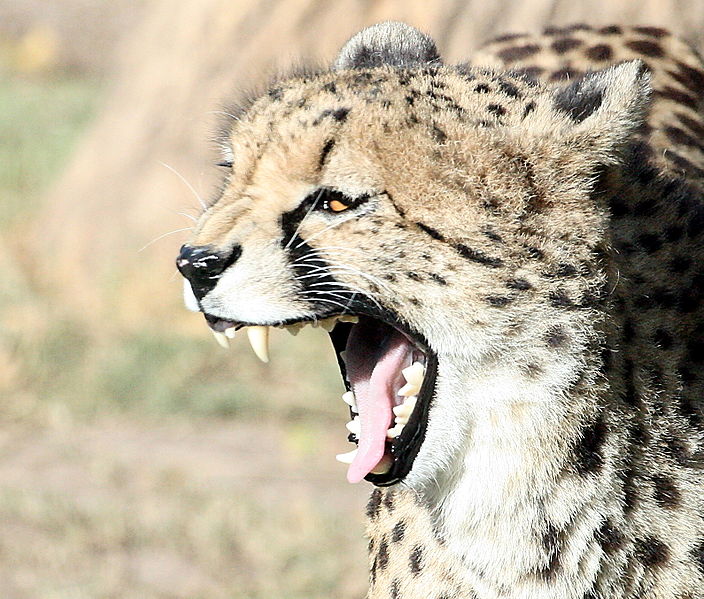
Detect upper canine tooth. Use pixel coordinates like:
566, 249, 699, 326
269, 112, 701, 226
224, 327, 237, 339
246, 326, 270, 363
212, 330, 230, 349
402, 362, 425, 388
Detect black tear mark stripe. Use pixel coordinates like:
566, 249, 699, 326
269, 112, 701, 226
318, 138, 335, 170
416, 222, 505, 268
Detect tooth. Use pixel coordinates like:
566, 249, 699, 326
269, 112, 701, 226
338, 315, 359, 323
320, 317, 339, 332
212, 330, 230, 349
398, 382, 420, 397
370, 454, 394, 474
246, 326, 270, 363
224, 327, 237, 339
340, 350, 347, 363
336, 449, 358, 464
346, 417, 361, 435
342, 391, 357, 409
402, 362, 425, 388
386, 424, 404, 439
393, 396, 417, 419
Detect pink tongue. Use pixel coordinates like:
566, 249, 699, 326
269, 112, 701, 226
346, 335, 409, 484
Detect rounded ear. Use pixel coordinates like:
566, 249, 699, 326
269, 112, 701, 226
551, 60, 652, 155
333, 21, 441, 71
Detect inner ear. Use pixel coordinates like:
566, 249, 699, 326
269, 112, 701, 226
334, 21, 441, 71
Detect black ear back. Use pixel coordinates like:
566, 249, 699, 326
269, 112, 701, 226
334, 21, 441, 71
552, 60, 650, 124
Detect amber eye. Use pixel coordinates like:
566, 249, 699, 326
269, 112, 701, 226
328, 199, 349, 212
308, 187, 372, 214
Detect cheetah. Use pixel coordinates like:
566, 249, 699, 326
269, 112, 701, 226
176, 21, 704, 598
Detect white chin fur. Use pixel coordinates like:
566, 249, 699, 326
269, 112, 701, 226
183, 279, 200, 312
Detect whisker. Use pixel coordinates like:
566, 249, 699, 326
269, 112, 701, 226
284, 189, 323, 249
159, 161, 207, 210
138, 227, 194, 253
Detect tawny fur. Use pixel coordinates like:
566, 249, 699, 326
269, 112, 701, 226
183, 23, 704, 599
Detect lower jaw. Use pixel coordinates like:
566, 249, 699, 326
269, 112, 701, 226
329, 318, 438, 487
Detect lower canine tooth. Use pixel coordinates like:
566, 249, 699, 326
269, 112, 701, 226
212, 330, 230, 349
336, 449, 358, 464
246, 326, 270, 363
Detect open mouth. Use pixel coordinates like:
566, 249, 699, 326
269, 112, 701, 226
202, 311, 437, 486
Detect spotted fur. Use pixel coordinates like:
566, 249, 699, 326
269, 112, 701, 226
181, 21, 704, 599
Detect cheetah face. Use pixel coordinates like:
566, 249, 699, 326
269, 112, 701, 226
176, 23, 650, 490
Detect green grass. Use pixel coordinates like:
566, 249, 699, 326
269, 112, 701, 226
0, 75, 100, 229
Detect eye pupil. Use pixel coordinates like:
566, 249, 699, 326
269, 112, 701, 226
328, 199, 348, 212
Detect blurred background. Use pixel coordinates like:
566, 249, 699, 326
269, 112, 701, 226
2, 1, 704, 597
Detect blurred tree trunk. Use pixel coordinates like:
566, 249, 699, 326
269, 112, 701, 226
37, 0, 704, 326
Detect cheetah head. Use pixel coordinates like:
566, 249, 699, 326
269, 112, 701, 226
176, 23, 650, 491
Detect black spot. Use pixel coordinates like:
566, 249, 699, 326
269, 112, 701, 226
313, 107, 350, 126
322, 81, 337, 94
454, 244, 504, 268
318, 139, 335, 169
432, 125, 447, 143
409, 545, 424, 575
679, 285, 701, 313
474, 83, 490, 93
676, 112, 704, 139
378, 538, 389, 570
268, 87, 283, 101
608, 196, 630, 218
513, 66, 544, 81
484, 230, 503, 242
574, 417, 607, 475
691, 541, 704, 574
545, 325, 569, 348
651, 474, 681, 508
551, 38, 582, 54
633, 26, 669, 38
498, 79, 521, 98
585, 44, 613, 61
655, 86, 698, 111
554, 75, 604, 123
669, 61, 704, 97
596, 519, 624, 553
549, 289, 576, 309
367, 489, 382, 519
409, 297, 421, 306
635, 537, 670, 567
538, 522, 563, 580
392, 521, 406, 543
652, 287, 676, 309
430, 273, 447, 285
526, 246, 545, 260
625, 39, 664, 57
390, 579, 400, 599
406, 272, 423, 282
653, 328, 673, 350
486, 295, 513, 307
383, 491, 395, 513
622, 318, 636, 342
522, 101, 536, 118
492, 33, 526, 43
664, 126, 704, 153
669, 255, 692, 274
621, 468, 639, 512
507, 278, 532, 291
637, 232, 662, 253
487, 103, 507, 116
598, 25, 622, 35
497, 44, 541, 63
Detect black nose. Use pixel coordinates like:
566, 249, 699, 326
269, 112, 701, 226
176, 244, 242, 299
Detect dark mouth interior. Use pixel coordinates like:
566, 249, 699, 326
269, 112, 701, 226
203, 311, 437, 486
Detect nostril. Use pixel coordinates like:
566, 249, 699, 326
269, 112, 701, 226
176, 244, 242, 299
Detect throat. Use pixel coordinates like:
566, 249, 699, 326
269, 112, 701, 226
405, 358, 612, 597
